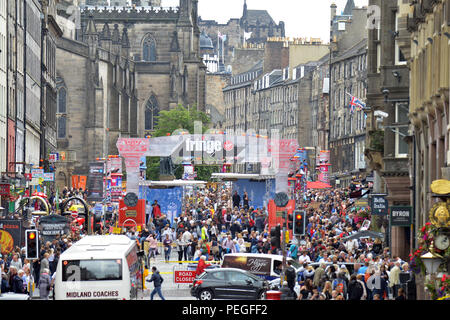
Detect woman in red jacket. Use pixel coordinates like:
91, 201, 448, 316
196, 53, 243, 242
195, 256, 209, 276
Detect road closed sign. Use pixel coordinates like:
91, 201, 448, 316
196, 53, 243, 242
174, 270, 197, 284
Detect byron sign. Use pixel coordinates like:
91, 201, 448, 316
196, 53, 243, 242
390, 206, 412, 227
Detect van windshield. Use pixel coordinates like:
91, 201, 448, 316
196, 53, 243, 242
62, 259, 123, 281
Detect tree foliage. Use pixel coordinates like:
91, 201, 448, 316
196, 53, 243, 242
146, 105, 214, 181
152, 105, 210, 138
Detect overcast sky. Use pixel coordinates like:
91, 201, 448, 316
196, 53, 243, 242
162, 0, 368, 43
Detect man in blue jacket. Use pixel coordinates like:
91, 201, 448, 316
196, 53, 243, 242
147, 266, 165, 300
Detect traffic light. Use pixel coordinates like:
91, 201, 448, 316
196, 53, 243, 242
293, 210, 306, 236
287, 213, 293, 230
270, 225, 281, 249
25, 230, 39, 260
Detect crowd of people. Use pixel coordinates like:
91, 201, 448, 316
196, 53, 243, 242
0, 186, 89, 299
127, 182, 415, 301
0, 181, 416, 301
0, 233, 79, 299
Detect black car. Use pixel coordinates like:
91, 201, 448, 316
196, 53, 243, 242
190, 268, 269, 300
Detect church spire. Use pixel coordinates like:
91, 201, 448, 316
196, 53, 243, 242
343, 0, 355, 15
243, 0, 248, 19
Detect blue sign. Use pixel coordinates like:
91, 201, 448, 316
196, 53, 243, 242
232, 179, 276, 210
141, 186, 183, 225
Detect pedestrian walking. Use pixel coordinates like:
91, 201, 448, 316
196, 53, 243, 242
38, 268, 51, 300
148, 267, 165, 300
146, 234, 158, 267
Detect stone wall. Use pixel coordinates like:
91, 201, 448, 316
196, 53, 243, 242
263, 41, 289, 73
231, 47, 265, 74
206, 73, 229, 126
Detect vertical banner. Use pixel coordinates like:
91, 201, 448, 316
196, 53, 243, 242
318, 150, 331, 184
86, 162, 105, 202
116, 139, 150, 196
268, 139, 299, 193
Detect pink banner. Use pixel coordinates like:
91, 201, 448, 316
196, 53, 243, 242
117, 138, 150, 158
268, 139, 299, 173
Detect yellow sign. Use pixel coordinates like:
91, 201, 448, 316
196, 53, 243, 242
113, 227, 122, 234
431, 179, 450, 195
285, 231, 290, 244
355, 199, 369, 207
137, 225, 142, 232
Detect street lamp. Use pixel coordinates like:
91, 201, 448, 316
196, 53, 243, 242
421, 252, 442, 275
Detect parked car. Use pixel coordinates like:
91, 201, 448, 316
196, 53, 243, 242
190, 268, 269, 300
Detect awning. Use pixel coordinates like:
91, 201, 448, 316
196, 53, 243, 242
307, 181, 332, 189
343, 230, 385, 241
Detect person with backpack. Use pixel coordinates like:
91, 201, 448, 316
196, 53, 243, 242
332, 272, 348, 299
148, 266, 165, 300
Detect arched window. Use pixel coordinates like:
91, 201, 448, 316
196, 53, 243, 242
58, 87, 66, 113
143, 35, 156, 62
145, 95, 159, 131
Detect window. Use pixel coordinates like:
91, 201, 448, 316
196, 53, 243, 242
395, 14, 407, 65
145, 95, 159, 131
227, 271, 252, 282
58, 87, 66, 113
395, 103, 409, 158
143, 35, 156, 62
62, 259, 123, 282
57, 116, 66, 139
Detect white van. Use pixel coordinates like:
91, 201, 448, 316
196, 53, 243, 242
221, 253, 302, 281
54, 235, 144, 300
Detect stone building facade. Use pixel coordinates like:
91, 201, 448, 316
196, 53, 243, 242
365, 0, 412, 259
54, 0, 206, 186
310, 54, 330, 153
223, 36, 330, 173
408, 0, 450, 284
328, 3, 368, 187
42, 0, 63, 162
0, 0, 6, 174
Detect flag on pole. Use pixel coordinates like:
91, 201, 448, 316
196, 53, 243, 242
346, 92, 367, 114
